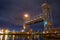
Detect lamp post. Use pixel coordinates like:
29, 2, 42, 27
23, 13, 30, 29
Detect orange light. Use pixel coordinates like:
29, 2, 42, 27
24, 14, 29, 18
48, 21, 52, 26
5, 29, 9, 34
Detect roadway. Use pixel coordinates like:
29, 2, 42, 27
25, 18, 43, 25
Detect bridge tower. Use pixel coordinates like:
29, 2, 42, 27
41, 3, 53, 30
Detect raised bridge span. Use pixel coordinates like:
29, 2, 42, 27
25, 17, 43, 25
24, 3, 52, 30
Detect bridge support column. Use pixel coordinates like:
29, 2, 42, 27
29, 29, 33, 40
41, 3, 53, 30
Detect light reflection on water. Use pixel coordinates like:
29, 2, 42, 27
5, 35, 8, 40
0, 35, 59, 40
0, 35, 3, 40
0, 35, 41, 40
12, 35, 15, 40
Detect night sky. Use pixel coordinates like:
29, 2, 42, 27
0, 0, 60, 31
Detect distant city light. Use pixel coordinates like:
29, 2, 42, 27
43, 31, 45, 34
0, 31, 3, 34
5, 29, 9, 34
23, 24, 26, 29
23, 26, 26, 29
21, 30, 24, 32
46, 31, 49, 33
27, 32, 29, 34
0, 29, 3, 34
12, 30, 15, 33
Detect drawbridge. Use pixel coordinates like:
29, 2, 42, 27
23, 3, 52, 31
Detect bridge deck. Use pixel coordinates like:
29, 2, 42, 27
25, 18, 43, 25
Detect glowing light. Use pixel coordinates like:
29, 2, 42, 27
0, 35, 3, 40
0, 32, 3, 34
23, 25, 26, 29
23, 26, 26, 29
48, 21, 52, 26
46, 31, 49, 33
21, 30, 24, 32
24, 14, 29, 18
5, 29, 9, 34
43, 31, 45, 34
27, 32, 29, 34
5, 35, 8, 40
44, 20, 48, 27
0, 29, 4, 34
44, 21, 47, 24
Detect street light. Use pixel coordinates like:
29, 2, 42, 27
24, 14, 29, 18
23, 13, 30, 32
24, 13, 30, 22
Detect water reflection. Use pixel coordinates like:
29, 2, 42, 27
0, 35, 41, 40
0, 35, 59, 40
12, 35, 15, 40
0, 35, 3, 40
5, 35, 8, 40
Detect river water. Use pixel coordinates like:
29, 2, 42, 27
0, 35, 60, 40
